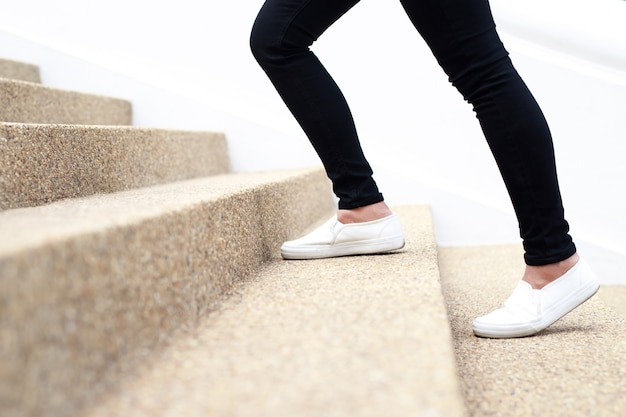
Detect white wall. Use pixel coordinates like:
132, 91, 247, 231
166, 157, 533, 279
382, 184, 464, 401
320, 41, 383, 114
1, 0, 625, 283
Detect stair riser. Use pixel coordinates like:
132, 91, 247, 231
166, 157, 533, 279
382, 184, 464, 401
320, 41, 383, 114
0, 169, 333, 417
0, 123, 230, 210
0, 59, 41, 83
0, 80, 131, 125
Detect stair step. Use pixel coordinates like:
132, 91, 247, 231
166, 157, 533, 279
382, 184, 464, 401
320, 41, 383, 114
0, 167, 334, 417
0, 58, 41, 83
0, 122, 229, 210
80, 206, 467, 417
0, 78, 131, 125
438, 245, 626, 417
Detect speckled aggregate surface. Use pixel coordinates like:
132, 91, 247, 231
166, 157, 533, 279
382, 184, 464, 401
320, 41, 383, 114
0, 168, 334, 417
438, 245, 626, 417
81, 206, 467, 417
0, 58, 41, 83
0, 122, 230, 210
0, 78, 131, 125
597, 286, 626, 319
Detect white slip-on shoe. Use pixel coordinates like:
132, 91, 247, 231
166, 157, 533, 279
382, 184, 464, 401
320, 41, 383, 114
472, 258, 599, 339
280, 214, 405, 260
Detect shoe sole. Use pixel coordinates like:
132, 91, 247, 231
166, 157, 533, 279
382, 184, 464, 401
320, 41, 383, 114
472, 279, 600, 339
281, 235, 405, 260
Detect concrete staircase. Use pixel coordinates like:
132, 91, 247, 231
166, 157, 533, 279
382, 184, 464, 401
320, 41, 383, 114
1, 57, 625, 417
0, 57, 335, 416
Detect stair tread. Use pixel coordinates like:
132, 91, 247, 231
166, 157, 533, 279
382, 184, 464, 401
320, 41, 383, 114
81, 206, 467, 417
0, 122, 229, 210
0, 78, 131, 125
438, 244, 626, 417
0, 58, 41, 83
597, 285, 626, 319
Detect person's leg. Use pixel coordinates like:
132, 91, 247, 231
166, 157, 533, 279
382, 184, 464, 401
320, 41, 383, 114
399, 0, 574, 268
250, 0, 404, 258
397, 0, 597, 337
250, 0, 384, 212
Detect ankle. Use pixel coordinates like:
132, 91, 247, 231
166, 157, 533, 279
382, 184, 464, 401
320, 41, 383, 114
522, 253, 580, 289
337, 201, 392, 224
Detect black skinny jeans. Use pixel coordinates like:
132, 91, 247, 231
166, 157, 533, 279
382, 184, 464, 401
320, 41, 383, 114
250, 0, 576, 266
